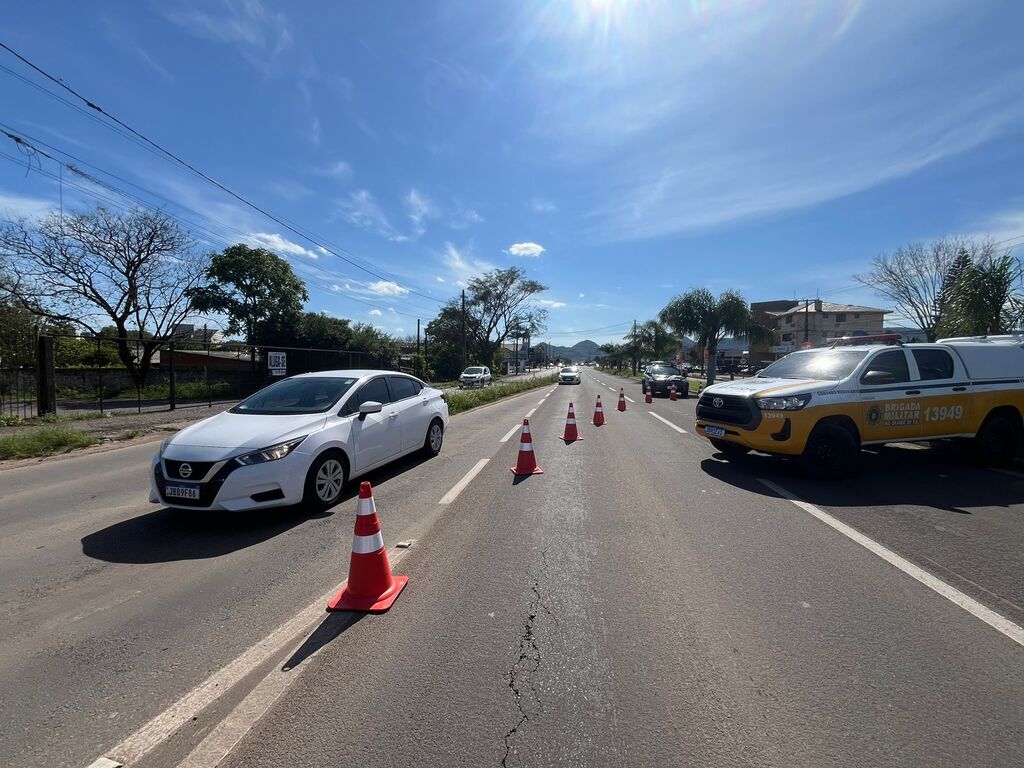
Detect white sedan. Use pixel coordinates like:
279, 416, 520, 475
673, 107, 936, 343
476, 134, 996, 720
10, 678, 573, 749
151, 370, 449, 511
558, 366, 582, 384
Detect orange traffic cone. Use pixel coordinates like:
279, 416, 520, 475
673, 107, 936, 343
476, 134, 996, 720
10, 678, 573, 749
617, 388, 627, 412
510, 419, 544, 475
327, 482, 408, 613
670, 385, 678, 401
593, 395, 605, 426
560, 402, 583, 442
645, 387, 653, 404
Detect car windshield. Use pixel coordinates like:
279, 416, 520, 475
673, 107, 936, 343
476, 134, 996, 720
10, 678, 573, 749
758, 350, 868, 380
561, 367, 577, 373
651, 366, 679, 376
463, 367, 484, 374
230, 377, 357, 415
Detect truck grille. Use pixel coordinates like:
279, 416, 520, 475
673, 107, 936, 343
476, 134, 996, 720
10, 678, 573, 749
696, 393, 761, 428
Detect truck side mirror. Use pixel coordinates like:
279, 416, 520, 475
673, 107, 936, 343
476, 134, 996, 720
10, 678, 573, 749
861, 369, 896, 385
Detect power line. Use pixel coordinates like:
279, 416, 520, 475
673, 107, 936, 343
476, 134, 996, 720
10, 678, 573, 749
0, 41, 443, 305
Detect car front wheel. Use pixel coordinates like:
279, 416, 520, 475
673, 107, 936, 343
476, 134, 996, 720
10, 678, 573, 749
799, 422, 858, 479
304, 451, 348, 511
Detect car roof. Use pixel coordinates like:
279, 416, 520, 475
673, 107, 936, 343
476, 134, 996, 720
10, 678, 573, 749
290, 369, 415, 380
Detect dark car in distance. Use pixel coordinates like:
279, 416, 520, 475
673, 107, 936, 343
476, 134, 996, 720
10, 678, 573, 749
641, 365, 689, 397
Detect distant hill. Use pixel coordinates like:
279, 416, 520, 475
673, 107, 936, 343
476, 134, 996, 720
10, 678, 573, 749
543, 339, 603, 363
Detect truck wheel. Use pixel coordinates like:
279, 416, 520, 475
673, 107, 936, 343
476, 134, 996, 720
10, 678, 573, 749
800, 422, 858, 479
710, 438, 750, 457
973, 415, 1019, 466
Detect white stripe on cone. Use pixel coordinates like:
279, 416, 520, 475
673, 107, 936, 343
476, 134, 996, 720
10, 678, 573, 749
519, 442, 535, 451
352, 531, 385, 554
356, 497, 377, 516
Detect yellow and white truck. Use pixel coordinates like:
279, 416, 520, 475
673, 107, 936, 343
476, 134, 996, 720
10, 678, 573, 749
694, 335, 1024, 477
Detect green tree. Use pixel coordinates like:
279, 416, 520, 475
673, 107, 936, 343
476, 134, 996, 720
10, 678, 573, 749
465, 267, 547, 367
189, 245, 308, 345
659, 289, 770, 385
939, 253, 1024, 337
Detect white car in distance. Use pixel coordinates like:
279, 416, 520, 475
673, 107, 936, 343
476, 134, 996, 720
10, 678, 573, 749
458, 366, 491, 388
559, 366, 582, 384
151, 370, 449, 512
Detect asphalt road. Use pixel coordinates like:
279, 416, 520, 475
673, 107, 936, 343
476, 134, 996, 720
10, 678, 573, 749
2, 371, 1023, 767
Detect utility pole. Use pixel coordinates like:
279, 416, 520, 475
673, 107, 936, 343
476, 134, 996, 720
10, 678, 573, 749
460, 289, 467, 370
416, 319, 421, 377
632, 319, 638, 375
804, 299, 809, 345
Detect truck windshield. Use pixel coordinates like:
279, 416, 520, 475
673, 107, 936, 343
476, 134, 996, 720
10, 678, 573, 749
758, 350, 868, 380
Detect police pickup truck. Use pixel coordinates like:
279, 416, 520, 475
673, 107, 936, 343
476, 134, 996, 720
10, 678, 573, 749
695, 334, 1024, 477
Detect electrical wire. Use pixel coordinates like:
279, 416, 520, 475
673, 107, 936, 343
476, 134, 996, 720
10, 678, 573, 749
0, 42, 443, 304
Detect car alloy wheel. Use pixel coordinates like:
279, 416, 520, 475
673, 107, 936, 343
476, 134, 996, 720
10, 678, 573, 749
429, 422, 443, 452
315, 458, 345, 503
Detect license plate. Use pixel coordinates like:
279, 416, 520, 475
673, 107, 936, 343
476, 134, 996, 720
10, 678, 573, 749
164, 483, 200, 500
705, 425, 726, 437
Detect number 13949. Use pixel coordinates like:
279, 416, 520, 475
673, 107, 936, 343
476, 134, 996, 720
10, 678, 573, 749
923, 404, 963, 422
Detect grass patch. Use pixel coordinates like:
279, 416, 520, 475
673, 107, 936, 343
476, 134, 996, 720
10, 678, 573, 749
0, 426, 99, 460
33, 411, 110, 424
0, 414, 24, 427
446, 374, 558, 415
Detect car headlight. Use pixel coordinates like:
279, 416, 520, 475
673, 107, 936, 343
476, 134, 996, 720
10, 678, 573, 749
235, 436, 307, 466
159, 437, 172, 457
756, 394, 811, 411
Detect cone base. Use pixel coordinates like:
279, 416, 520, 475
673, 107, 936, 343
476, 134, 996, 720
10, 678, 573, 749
559, 436, 583, 442
510, 465, 544, 475
327, 575, 409, 614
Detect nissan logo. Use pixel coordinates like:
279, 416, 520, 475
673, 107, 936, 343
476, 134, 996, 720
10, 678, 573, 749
178, 462, 193, 479
712, 397, 724, 409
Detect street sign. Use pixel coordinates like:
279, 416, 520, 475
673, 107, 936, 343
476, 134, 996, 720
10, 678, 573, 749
769, 344, 792, 353
268, 351, 287, 376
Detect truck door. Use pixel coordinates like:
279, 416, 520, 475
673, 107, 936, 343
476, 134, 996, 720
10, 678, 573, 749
858, 349, 922, 443
910, 347, 972, 437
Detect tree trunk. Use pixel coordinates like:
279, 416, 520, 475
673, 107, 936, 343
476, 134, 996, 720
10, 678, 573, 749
706, 342, 719, 386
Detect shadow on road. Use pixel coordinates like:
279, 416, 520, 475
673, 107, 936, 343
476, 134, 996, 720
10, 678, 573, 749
81, 451, 440, 564
282, 611, 366, 671
701, 442, 1024, 515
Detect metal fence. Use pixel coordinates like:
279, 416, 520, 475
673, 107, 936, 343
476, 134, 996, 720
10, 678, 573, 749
1, 333, 392, 419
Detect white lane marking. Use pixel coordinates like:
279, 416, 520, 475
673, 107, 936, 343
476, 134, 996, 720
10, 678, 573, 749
607, 386, 616, 392
759, 478, 1024, 648
86, 759, 122, 768
537, 399, 546, 404
525, 407, 536, 419
91, 548, 407, 767
500, 424, 522, 443
624, 395, 635, 403
439, 459, 490, 505
649, 411, 687, 434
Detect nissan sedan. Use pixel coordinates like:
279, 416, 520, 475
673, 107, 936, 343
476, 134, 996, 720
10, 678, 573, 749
151, 370, 449, 511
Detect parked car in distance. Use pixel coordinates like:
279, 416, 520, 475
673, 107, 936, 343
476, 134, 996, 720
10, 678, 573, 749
151, 370, 449, 512
641, 365, 689, 397
459, 366, 491, 388
559, 365, 582, 384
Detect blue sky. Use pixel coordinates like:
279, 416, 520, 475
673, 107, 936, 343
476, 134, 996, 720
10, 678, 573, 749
2, 0, 1024, 345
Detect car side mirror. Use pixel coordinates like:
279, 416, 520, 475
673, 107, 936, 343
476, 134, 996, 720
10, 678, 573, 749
358, 401, 383, 419
862, 369, 895, 385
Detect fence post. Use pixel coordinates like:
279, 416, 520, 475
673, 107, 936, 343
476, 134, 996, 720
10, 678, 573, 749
96, 337, 104, 414
36, 335, 57, 416
168, 342, 176, 411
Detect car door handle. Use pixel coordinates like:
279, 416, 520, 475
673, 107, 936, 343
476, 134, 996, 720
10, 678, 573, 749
389, 411, 399, 419
905, 390, 920, 395
953, 386, 967, 392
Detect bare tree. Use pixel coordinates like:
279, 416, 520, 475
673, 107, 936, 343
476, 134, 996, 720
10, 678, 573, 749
0, 206, 208, 386
855, 236, 1000, 341
465, 267, 548, 365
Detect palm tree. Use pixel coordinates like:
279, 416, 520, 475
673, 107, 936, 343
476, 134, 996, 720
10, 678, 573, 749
639, 320, 678, 361
659, 289, 772, 385
939, 253, 1024, 336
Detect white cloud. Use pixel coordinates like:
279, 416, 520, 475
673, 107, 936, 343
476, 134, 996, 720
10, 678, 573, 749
505, 242, 546, 258
449, 203, 484, 230
441, 241, 495, 284
319, 160, 352, 180
162, 0, 291, 71
310, 118, 321, 146
531, 198, 558, 214
368, 309, 383, 317
577, 292, 585, 298
337, 190, 408, 242
538, 299, 567, 309
435, 276, 446, 283
366, 280, 409, 297
968, 205, 1024, 244
0, 191, 55, 220
244, 232, 319, 259
405, 188, 439, 237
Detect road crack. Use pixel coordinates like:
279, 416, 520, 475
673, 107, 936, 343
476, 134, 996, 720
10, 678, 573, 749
501, 549, 550, 767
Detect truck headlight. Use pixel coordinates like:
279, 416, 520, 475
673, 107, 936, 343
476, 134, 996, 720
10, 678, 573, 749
757, 394, 811, 411
235, 436, 307, 466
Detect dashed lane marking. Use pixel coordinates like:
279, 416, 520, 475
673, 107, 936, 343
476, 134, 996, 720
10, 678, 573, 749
439, 459, 490, 505
500, 424, 521, 443
624, 395, 635, 403
758, 478, 1024, 649
649, 411, 687, 434
525, 407, 537, 419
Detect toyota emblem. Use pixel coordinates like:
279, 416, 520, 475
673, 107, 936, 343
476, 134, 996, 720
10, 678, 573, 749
712, 397, 724, 409
178, 462, 192, 479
